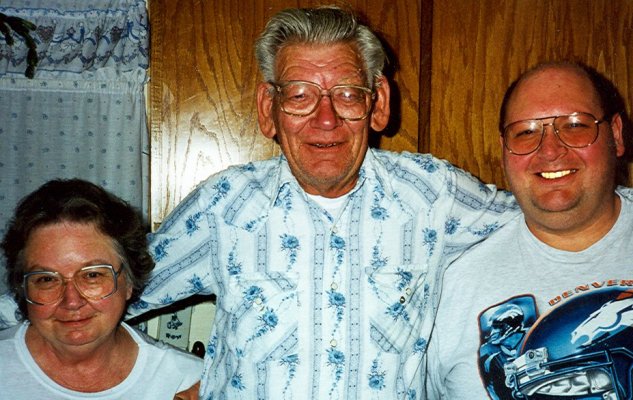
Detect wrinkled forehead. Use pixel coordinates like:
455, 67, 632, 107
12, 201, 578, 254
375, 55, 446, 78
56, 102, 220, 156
274, 42, 367, 83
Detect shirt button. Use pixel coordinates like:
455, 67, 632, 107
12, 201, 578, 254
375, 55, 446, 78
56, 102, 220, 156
331, 282, 338, 290
399, 296, 406, 304
254, 297, 262, 305
330, 339, 337, 347
405, 287, 412, 296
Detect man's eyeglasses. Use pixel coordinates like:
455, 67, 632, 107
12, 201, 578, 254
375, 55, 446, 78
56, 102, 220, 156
270, 80, 375, 121
502, 112, 606, 155
23, 264, 121, 305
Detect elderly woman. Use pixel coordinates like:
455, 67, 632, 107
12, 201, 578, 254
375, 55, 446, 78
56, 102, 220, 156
0, 179, 202, 399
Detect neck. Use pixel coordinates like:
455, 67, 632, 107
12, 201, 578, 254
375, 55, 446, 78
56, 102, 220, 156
526, 194, 621, 251
25, 324, 138, 391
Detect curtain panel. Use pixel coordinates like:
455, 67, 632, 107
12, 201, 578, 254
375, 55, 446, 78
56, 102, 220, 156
0, 0, 149, 292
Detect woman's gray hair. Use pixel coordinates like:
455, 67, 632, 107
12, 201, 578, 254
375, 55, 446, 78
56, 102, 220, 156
255, 6, 386, 88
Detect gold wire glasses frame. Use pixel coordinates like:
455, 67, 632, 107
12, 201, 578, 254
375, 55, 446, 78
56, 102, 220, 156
502, 112, 605, 155
270, 80, 375, 121
23, 264, 121, 305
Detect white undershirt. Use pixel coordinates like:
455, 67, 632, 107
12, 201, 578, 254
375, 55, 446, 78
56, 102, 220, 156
307, 192, 349, 217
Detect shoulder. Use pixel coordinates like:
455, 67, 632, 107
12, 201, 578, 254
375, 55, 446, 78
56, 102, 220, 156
0, 321, 24, 341
371, 149, 492, 195
197, 157, 281, 190
124, 324, 203, 370
446, 214, 524, 275
155, 157, 282, 227
372, 149, 455, 177
617, 186, 633, 204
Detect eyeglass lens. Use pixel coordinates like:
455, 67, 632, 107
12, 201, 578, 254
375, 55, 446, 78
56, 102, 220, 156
504, 113, 600, 155
278, 82, 371, 120
24, 265, 118, 305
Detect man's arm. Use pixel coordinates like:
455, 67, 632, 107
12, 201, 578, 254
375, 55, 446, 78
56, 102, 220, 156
127, 181, 217, 320
0, 292, 20, 329
437, 161, 518, 261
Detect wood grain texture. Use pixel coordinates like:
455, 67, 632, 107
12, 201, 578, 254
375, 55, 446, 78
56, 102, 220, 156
150, 1, 276, 222
430, 0, 633, 188
149, 0, 422, 224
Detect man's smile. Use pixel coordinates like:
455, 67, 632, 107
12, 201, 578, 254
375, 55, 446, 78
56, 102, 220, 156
538, 169, 576, 179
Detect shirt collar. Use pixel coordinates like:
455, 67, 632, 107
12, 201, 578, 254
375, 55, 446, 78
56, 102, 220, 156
271, 149, 396, 202
226, 149, 398, 230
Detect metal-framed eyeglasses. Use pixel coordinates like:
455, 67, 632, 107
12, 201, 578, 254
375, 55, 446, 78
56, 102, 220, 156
23, 264, 122, 305
502, 112, 606, 155
270, 80, 375, 121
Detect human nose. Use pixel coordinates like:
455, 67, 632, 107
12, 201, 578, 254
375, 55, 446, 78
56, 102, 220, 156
310, 93, 341, 130
58, 278, 87, 308
536, 123, 568, 158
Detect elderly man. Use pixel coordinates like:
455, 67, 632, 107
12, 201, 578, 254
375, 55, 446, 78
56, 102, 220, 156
1, 6, 517, 399
426, 61, 633, 400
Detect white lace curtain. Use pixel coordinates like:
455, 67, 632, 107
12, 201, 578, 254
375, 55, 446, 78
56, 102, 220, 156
0, 0, 149, 292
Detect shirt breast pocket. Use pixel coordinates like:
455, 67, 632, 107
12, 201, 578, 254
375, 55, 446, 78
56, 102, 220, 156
364, 264, 430, 355
218, 271, 299, 359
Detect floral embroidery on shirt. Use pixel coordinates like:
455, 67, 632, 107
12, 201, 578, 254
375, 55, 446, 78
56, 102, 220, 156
227, 250, 242, 276
275, 186, 294, 223
330, 234, 346, 276
444, 217, 460, 235
243, 286, 264, 302
207, 335, 217, 359
280, 353, 299, 378
371, 184, 389, 220
247, 307, 279, 342
368, 359, 386, 390
327, 347, 345, 393
422, 228, 437, 255
152, 238, 173, 262
413, 337, 427, 354
210, 177, 231, 206
469, 222, 500, 237
371, 205, 388, 220
370, 244, 389, 270
409, 153, 439, 173
187, 274, 205, 293
185, 212, 203, 235
328, 288, 346, 324
280, 234, 300, 268
231, 373, 246, 390
396, 268, 413, 291
386, 302, 410, 322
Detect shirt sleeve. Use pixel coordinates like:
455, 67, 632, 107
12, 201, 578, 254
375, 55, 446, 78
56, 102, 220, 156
435, 160, 518, 262
127, 181, 217, 319
0, 292, 21, 330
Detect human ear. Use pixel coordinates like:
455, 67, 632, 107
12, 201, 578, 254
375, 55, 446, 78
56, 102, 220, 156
609, 112, 625, 157
370, 75, 391, 132
257, 82, 277, 139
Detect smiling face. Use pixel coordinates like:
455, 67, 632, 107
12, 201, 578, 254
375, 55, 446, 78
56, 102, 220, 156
24, 221, 131, 352
501, 66, 624, 245
257, 42, 390, 198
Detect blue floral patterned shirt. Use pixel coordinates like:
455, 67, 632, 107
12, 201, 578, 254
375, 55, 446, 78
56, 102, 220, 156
129, 149, 518, 400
